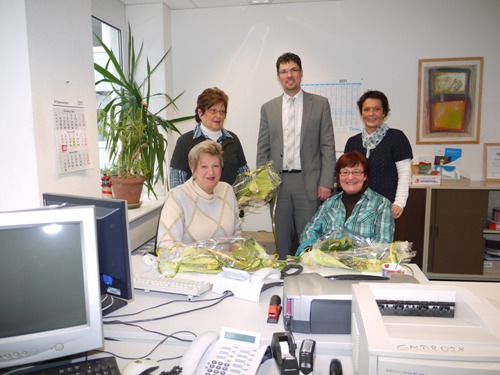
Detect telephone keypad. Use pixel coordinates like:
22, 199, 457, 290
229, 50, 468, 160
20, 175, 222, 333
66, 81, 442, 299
202, 343, 264, 374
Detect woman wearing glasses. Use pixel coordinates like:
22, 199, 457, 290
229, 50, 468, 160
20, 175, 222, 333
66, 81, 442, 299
295, 151, 394, 255
169, 87, 249, 188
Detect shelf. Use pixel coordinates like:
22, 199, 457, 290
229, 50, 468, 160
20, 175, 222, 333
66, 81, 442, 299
484, 229, 500, 235
426, 271, 500, 282
411, 178, 500, 190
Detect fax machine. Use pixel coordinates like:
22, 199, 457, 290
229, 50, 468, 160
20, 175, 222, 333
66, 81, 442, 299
283, 272, 418, 334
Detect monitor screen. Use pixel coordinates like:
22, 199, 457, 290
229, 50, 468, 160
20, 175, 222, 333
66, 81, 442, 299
42, 193, 133, 315
0, 206, 103, 370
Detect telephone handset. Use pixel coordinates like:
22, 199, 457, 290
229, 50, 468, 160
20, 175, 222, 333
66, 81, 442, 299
180, 327, 267, 375
180, 331, 219, 375
212, 267, 282, 302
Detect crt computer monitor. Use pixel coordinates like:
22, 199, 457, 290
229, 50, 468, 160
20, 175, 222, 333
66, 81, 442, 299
0, 206, 104, 370
43, 193, 134, 315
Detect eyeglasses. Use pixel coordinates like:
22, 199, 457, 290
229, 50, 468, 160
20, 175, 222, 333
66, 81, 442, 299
339, 170, 364, 177
207, 108, 227, 116
278, 67, 301, 76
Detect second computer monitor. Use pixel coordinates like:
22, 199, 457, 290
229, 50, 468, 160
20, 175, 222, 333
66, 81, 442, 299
43, 193, 133, 315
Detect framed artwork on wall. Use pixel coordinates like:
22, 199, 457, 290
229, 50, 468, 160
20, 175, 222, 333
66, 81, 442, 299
484, 143, 500, 182
416, 57, 484, 144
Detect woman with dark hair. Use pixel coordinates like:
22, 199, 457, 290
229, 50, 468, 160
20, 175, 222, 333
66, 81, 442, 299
345, 90, 412, 240
169, 87, 249, 188
295, 151, 394, 255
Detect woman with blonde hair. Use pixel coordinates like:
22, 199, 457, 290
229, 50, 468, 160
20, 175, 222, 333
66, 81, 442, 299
158, 140, 242, 248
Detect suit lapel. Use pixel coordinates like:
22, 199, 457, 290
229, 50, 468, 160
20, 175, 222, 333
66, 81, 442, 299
274, 96, 284, 153
301, 91, 312, 145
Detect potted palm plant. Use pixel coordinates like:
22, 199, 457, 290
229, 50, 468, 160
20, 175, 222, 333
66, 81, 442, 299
94, 25, 193, 205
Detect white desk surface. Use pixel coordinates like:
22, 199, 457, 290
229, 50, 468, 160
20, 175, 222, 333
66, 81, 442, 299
127, 197, 165, 223
127, 197, 165, 251
95, 256, 499, 375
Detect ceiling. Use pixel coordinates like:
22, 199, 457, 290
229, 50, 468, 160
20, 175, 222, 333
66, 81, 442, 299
120, 0, 335, 10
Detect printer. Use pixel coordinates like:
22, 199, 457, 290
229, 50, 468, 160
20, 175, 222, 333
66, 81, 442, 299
282, 272, 418, 334
351, 283, 500, 374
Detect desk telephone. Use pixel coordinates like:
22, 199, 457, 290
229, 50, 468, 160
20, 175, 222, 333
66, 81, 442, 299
212, 267, 282, 302
180, 327, 268, 375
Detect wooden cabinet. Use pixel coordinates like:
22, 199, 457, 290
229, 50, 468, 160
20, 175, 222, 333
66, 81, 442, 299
408, 180, 500, 281
405, 189, 426, 269
427, 189, 487, 275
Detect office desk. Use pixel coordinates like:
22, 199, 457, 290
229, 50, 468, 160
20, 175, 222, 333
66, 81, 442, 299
101, 287, 353, 374
127, 197, 165, 251
97, 257, 430, 374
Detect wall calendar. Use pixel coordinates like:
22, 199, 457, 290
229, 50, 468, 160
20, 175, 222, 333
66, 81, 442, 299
53, 100, 93, 174
302, 79, 364, 133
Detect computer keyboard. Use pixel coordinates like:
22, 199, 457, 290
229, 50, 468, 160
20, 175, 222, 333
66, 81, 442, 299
23, 356, 120, 375
133, 273, 212, 297
132, 237, 156, 255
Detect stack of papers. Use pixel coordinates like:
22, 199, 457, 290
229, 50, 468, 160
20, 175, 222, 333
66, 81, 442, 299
484, 239, 500, 260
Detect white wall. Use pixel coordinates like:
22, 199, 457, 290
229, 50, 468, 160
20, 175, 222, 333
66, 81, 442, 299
169, 0, 500, 181
165, 0, 500, 231
89, 0, 500, 231
0, 0, 101, 211
0, 1, 38, 210
2, 0, 498, 225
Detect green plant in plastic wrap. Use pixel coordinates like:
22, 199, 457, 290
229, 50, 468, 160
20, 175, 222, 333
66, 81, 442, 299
156, 236, 280, 276
299, 229, 416, 272
233, 162, 281, 213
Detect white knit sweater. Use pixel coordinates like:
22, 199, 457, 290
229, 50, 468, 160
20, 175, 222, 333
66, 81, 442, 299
157, 178, 242, 248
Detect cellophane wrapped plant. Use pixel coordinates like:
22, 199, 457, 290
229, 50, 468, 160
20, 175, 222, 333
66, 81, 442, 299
156, 236, 281, 277
233, 162, 281, 214
298, 228, 416, 272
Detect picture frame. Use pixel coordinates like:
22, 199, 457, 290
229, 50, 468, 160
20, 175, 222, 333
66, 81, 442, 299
484, 143, 500, 182
416, 57, 483, 144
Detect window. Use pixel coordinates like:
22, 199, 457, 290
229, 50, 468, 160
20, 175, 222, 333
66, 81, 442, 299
92, 17, 122, 170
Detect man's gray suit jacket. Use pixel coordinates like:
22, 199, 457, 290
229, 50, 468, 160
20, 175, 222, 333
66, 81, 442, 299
256, 91, 336, 200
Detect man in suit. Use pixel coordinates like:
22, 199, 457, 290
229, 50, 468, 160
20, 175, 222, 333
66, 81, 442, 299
257, 52, 336, 259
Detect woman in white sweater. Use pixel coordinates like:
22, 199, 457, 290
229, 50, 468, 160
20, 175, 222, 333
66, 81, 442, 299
157, 140, 242, 248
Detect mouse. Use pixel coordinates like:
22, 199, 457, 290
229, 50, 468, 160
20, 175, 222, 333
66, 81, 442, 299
121, 359, 159, 375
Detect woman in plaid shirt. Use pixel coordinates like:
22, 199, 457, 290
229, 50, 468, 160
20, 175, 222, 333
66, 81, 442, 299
296, 151, 394, 255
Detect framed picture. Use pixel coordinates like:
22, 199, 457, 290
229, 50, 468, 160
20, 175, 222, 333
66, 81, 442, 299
416, 57, 484, 144
484, 143, 500, 182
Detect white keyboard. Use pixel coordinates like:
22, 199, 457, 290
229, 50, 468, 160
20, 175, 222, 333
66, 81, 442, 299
133, 273, 212, 297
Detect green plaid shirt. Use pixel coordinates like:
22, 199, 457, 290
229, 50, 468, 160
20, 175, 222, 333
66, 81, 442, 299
296, 188, 394, 255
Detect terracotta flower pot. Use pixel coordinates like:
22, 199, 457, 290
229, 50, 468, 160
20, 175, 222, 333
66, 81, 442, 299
110, 175, 146, 205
